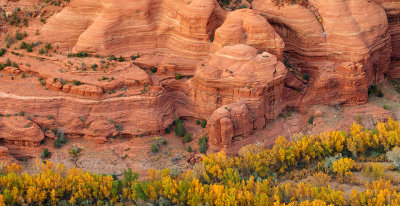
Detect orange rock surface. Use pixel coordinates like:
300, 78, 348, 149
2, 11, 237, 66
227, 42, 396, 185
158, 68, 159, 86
0, 0, 398, 152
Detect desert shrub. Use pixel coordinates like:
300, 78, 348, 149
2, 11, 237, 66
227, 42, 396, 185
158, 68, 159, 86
149, 67, 157, 73
26, 43, 32, 52
308, 115, 314, 124
196, 120, 200, 125
303, 73, 310, 81
151, 143, 159, 153
73, 80, 82, 86
15, 31, 23, 40
183, 133, 192, 143
40, 148, 50, 159
200, 119, 207, 128
118, 56, 125, 62
187, 146, 192, 152
175, 72, 182, 80
0, 48, 6, 57
174, 118, 186, 137
151, 137, 167, 153
131, 53, 140, 60
387, 147, 400, 170
361, 163, 385, 180
19, 41, 27, 49
108, 55, 116, 61
115, 124, 123, 131
54, 138, 61, 148
198, 135, 208, 154
310, 171, 331, 187
332, 157, 355, 178
59, 133, 67, 144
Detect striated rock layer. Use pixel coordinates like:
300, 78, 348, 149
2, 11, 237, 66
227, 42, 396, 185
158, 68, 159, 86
191, 44, 287, 148
374, 0, 400, 77
252, 0, 392, 105
40, 0, 225, 70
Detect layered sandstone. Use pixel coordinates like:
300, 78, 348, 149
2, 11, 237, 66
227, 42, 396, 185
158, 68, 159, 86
252, 0, 392, 105
374, 0, 400, 77
40, 0, 226, 70
213, 9, 285, 60
191, 44, 287, 147
0, 116, 44, 147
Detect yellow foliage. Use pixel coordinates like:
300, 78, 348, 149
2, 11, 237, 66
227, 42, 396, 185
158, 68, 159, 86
332, 158, 355, 178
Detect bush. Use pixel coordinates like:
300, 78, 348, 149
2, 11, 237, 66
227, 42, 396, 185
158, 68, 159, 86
310, 172, 331, 187
187, 146, 193, 153
303, 73, 310, 81
0, 48, 6, 57
200, 119, 207, 128
322, 154, 343, 173
175, 73, 182, 80
332, 158, 355, 178
54, 139, 61, 148
73, 80, 82, 86
118, 56, 125, 62
108, 55, 116, 61
59, 133, 67, 144
361, 163, 385, 180
387, 147, 400, 170
26, 43, 32, 52
198, 135, 208, 154
174, 118, 186, 137
41, 148, 50, 159
149, 67, 157, 73
184, 133, 192, 143
131, 53, 140, 60
151, 143, 159, 153
308, 115, 314, 124
15, 31, 23, 40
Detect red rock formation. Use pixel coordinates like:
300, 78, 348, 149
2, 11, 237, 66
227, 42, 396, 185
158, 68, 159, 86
374, 0, 400, 77
213, 9, 285, 60
191, 44, 287, 147
252, 0, 392, 105
40, 0, 225, 70
0, 116, 44, 147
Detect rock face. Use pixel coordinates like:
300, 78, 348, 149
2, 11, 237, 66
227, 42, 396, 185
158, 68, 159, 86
0, 117, 44, 147
252, 0, 392, 105
374, 0, 400, 77
0, 0, 398, 153
213, 9, 285, 60
40, 0, 225, 69
191, 44, 287, 147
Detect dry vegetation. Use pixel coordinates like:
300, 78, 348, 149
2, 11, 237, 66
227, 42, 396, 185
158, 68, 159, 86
2, 119, 400, 205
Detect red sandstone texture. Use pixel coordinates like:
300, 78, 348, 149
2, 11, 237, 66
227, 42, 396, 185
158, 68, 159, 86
0, 0, 398, 152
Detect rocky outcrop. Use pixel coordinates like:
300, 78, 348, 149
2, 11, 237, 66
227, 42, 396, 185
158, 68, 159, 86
40, 0, 225, 70
0, 116, 44, 147
191, 44, 287, 147
0, 146, 17, 165
252, 0, 392, 105
212, 9, 285, 60
374, 0, 400, 77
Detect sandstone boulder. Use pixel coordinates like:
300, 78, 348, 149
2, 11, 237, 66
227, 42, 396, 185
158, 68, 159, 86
70, 85, 103, 97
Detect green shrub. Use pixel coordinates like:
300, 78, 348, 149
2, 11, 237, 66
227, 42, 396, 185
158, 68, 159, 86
54, 139, 61, 148
198, 135, 208, 154
41, 148, 50, 159
118, 56, 125, 62
108, 55, 116, 61
131, 53, 140, 60
175, 73, 182, 80
0, 48, 6, 57
174, 118, 186, 137
196, 120, 200, 125
308, 115, 314, 124
151, 143, 159, 153
187, 146, 192, 153
303, 73, 310, 81
73, 80, 82, 86
200, 119, 207, 128
150, 67, 157, 73
15, 31, 23, 40
184, 133, 192, 143
59, 133, 67, 144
